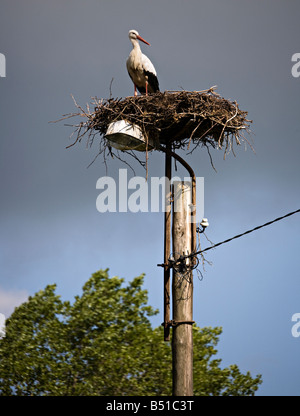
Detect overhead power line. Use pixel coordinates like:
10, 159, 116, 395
185, 208, 300, 259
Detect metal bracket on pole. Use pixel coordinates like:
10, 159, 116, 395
161, 320, 196, 328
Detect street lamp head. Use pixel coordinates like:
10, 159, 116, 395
105, 120, 154, 152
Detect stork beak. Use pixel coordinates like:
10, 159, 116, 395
136, 34, 150, 46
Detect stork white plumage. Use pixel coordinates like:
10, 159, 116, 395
126, 29, 160, 96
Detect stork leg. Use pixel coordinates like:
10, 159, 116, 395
134, 84, 138, 96
145, 81, 148, 96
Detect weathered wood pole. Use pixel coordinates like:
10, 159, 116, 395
172, 181, 193, 396
163, 142, 172, 341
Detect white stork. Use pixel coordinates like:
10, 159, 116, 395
126, 29, 160, 96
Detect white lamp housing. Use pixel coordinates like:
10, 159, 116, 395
105, 120, 154, 152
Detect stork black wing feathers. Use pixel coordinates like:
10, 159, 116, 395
136, 70, 159, 94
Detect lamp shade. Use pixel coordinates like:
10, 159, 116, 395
105, 120, 154, 152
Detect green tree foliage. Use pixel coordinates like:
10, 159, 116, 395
0, 270, 262, 396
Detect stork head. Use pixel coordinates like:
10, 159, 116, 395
128, 29, 150, 46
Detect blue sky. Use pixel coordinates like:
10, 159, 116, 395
0, 0, 300, 396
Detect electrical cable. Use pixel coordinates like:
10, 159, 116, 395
185, 208, 300, 260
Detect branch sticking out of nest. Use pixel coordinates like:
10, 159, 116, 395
57, 87, 253, 169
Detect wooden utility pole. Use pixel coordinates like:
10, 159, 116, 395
172, 181, 194, 396
159, 145, 196, 395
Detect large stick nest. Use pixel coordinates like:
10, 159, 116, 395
61, 87, 252, 168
